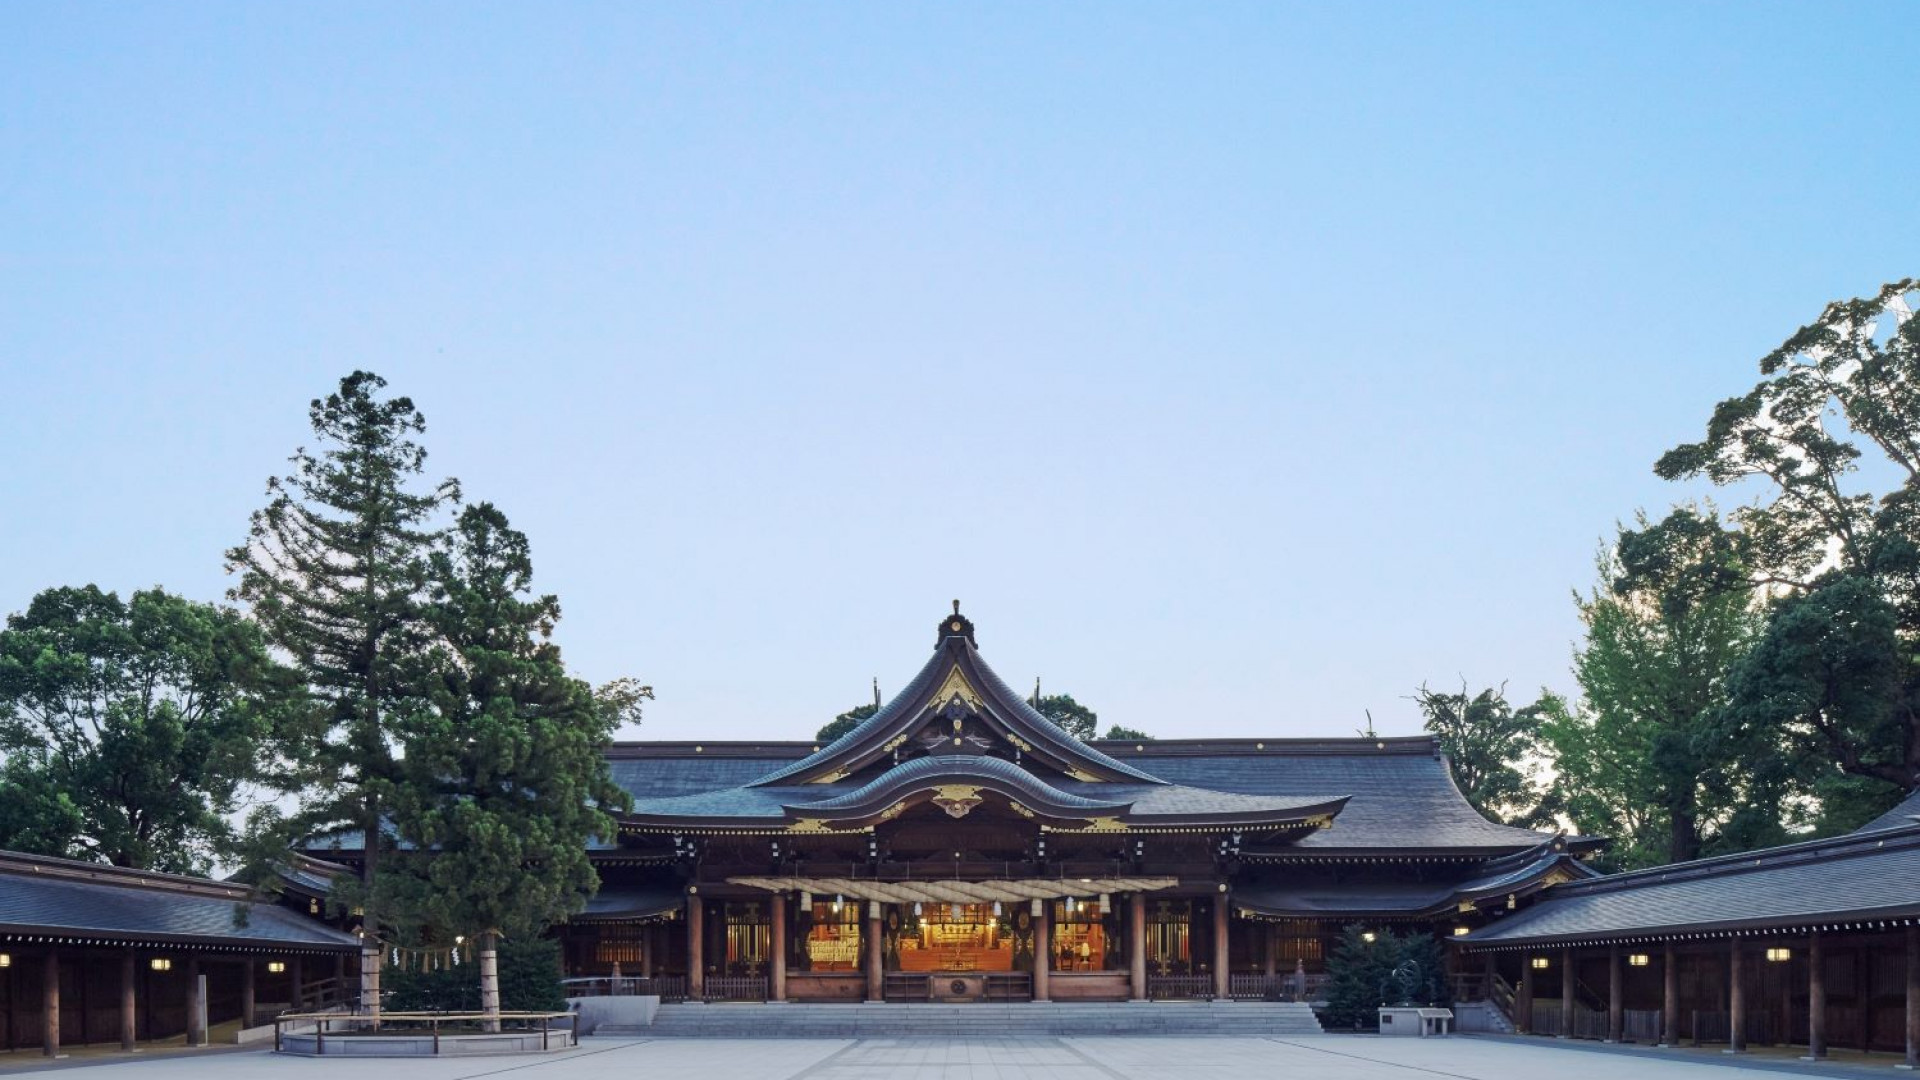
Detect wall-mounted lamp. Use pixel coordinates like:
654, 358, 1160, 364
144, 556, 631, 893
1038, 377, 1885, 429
150, 958, 173, 972
1531, 957, 1550, 970
266, 961, 287, 974
1361, 931, 1376, 943
0, 953, 10, 968
1628, 954, 1650, 967
1765, 947, 1791, 963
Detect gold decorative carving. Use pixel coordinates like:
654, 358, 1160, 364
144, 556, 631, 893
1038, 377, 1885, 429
882, 733, 910, 752
927, 666, 985, 713
929, 784, 985, 819
880, 801, 907, 821
1073, 816, 1128, 832
807, 768, 850, 785
1008, 802, 1036, 819
1066, 767, 1105, 783
787, 818, 835, 834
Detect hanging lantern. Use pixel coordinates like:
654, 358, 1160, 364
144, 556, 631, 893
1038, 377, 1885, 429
913, 901, 922, 917
1099, 893, 1111, 915
950, 902, 961, 921
993, 900, 1002, 917
1031, 898, 1043, 917
801, 891, 813, 909
833, 894, 843, 913
1065, 896, 1076, 914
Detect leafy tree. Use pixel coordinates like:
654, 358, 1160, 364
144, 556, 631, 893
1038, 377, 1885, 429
1103, 725, 1153, 741
1035, 693, 1098, 740
1415, 682, 1555, 828
227, 371, 458, 1008
1655, 279, 1920, 798
384, 504, 631, 1027
818, 702, 876, 743
1544, 509, 1774, 868
0, 585, 294, 874
384, 937, 565, 1013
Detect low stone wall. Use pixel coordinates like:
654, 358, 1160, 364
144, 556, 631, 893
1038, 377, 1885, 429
277, 1030, 575, 1057
568, 994, 658, 1034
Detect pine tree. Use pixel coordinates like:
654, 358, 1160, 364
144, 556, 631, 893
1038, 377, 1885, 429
226, 371, 458, 1017
386, 503, 630, 1028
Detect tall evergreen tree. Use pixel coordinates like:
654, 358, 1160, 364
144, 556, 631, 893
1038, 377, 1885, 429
0, 585, 294, 873
385, 503, 630, 1028
227, 371, 458, 1014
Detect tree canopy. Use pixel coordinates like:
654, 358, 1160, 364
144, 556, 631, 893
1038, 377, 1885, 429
1415, 682, 1554, 829
0, 585, 295, 874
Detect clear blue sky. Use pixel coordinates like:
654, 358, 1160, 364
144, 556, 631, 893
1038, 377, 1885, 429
3, 4, 1914, 743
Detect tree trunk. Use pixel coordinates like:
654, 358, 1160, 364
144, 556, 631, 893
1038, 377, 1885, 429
361, 801, 381, 1027
1669, 804, 1700, 865
479, 932, 501, 1033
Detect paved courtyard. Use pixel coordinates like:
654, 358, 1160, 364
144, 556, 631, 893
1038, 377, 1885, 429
5, 1036, 1914, 1080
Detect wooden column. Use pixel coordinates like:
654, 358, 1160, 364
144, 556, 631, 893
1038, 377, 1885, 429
1559, 948, 1574, 1038
186, 958, 205, 1047
640, 925, 654, 979
1728, 937, 1746, 1053
42, 947, 59, 1058
120, 949, 137, 1051
290, 956, 304, 1011
1517, 959, 1534, 1035
1806, 931, 1826, 1060
242, 959, 257, 1030
1128, 893, 1147, 1001
1607, 944, 1623, 1043
865, 903, 883, 1002
1212, 897, 1230, 1000
1263, 922, 1277, 979
1033, 901, 1051, 1002
1904, 926, 1919, 1070
1661, 943, 1678, 1046
686, 896, 705, 1001
769, 894, 787, 1002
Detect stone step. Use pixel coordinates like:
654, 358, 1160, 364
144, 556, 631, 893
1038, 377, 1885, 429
601, 1000, 1324, 1039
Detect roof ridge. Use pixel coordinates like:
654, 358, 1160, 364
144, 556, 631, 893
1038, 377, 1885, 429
1544, 822, 1920, 896
0, 848, 253, 901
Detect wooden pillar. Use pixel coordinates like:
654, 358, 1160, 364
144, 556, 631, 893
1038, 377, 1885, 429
1128, 893, 1147, 1001
640, 925, 654, 979
1212, 896, 1230, 1000
686, 896, 705, 1000
1033, 901, 1051, 1002
290, 956, 304, 1011
1728, 937, 1746, 1053
42, 947, 59, 1058
1607, 944, 1623, 1043
1517, 958, 1535, 1035
865, 903, 883, 1002
120, 949, 137, 1051
242, 958, 257, 1030
1806, 930, 1826, 1060
769, 894, 787, 1002
1263, 922, 1277, 979
1662, 943, 1678, 1046
1559, 948, 1574, 1038
186, 957, 205, 1047
1904, 926, 1919, 1070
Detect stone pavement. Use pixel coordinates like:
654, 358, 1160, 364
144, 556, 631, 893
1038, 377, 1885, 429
4, 1035, 1915, 1078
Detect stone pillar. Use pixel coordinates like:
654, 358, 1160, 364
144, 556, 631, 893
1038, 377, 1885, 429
1212, 897, 1230, 1000
1728, 937, 1746, 1053
1662, 943, 1679, 1046
770, 894, 787, 1002
1128, 893, 1147, 1001
42, 947, 60, 1058
1904, 926, 1919, 1070
865, 902, 883, 1002
1806, 931, 1826, 1060
1607, 944, 1623, 1043
242, 959, 257, 1030
1033, 900, 1051, 1002
687, 896, 705, 1001
479, 933, 501, 1033
120, 949, 137, 1051
1559, 948, 1574, 1038
186, 958, 205, 1048
1517, 959, 1535, 1035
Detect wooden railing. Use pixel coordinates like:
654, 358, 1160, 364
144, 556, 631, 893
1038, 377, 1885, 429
1147, 975, 1214, 1001
1227, 973, 1316, 1001
703, 975, 768, 1003
561, 975, 688, 1003
884, 972, 930, 1002
985, 973, 1031, 1002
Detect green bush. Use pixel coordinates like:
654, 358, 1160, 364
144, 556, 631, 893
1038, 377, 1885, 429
1321, 926, 1451, 1030
385, 937, 565, 1013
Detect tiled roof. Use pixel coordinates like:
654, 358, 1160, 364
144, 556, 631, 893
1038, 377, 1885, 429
578, 883, 682, 923
1856, 789, 1920, 834
1463, 826, 1920, 946
0, 851, 360, 951
1236, 842, 1591, 918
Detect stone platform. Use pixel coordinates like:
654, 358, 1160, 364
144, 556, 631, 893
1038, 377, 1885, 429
601, 1000, 1324, 1039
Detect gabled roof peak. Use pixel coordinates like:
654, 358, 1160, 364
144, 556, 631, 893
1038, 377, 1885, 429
939, 600, 978, 647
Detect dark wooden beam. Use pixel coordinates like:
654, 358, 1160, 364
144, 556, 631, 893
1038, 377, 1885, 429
42, 947, 59, 1058
119, 949, 136, 1051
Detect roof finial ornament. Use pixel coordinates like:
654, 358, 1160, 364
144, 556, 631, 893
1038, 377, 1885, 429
937, 602, 977, 646
953, 599, 961, 616
872, 677, 882, 708
1032, 677, 1041, 706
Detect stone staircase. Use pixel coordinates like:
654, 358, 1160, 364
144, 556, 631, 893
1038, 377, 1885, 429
598, 1000, 1324, 1039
